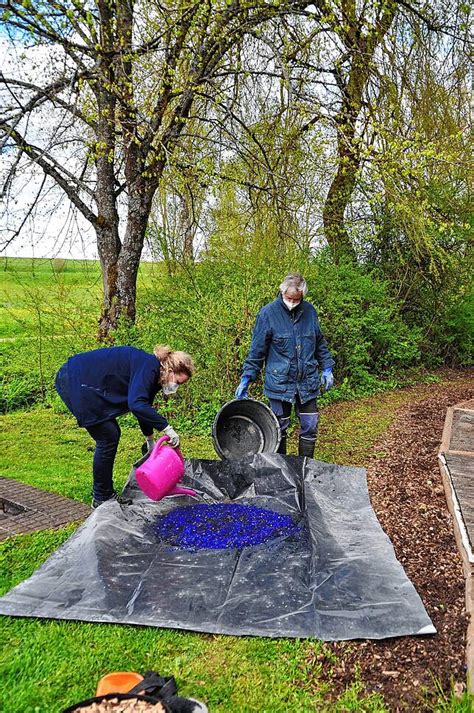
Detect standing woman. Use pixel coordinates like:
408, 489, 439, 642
55, 345, 195, 507
235, 273, 334, 458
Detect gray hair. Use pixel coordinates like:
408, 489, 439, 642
279, 273, 307, 296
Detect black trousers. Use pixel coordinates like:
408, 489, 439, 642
55, 364, 120, 502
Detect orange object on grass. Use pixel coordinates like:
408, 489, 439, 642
95, 671, 144, 696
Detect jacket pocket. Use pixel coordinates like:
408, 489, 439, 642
266, 363, 290, 393
272, 335, 293, 358
300, 362, 319, 390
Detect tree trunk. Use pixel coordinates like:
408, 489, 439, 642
178, 192, 194, 262
97, 224, 121, 339
95, 0, 122, 339
95, 116, 122, 338
95, 118, 122, 337
322, 118, 359, 262
323, 50, 365, 264
322, 2, 396, 263
95, 149, 122, 338
99, 182, 156, 332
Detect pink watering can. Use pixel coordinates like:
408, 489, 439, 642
135, 435, 197, 501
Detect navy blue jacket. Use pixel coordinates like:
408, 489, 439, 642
60, 346, 168, 432
242, 294, 334, 403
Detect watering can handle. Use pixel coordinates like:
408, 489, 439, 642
156, 434, 171, 448
154, 435, 185, 465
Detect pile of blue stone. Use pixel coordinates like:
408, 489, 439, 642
154, 503, 301, 550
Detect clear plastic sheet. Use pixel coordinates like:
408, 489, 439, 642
0, 455, 435, 640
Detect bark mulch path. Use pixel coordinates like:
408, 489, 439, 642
313, 374, 474, 711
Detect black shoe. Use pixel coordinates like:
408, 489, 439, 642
298, 437, 315, 458
91, 493, 133, 509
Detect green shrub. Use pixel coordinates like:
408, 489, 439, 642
1, 254, 468, 432
437, 288, 473, 367
113, 252, 423, 432
303, 257, 422, 378
0, 374, 43, 412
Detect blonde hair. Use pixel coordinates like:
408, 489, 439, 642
153, 345, 195, 382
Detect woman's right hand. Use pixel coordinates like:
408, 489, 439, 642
163, 425, 180, 447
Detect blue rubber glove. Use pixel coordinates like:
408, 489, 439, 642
235, 376, 251, 399
321, 368, 334, 391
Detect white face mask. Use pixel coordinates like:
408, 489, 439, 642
283, 299, 300, 311
162, 382, 179, 395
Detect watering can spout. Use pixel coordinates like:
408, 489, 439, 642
135, 435, 197, 501
168, 485, 197, 497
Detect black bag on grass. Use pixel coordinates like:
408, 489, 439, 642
63, 671, 207, 712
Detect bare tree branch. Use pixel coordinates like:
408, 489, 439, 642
0, 73, 97, 130
1, 123, 97, 224
0, 173, 47, 251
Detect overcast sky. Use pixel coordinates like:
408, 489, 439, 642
0, 37, 99, 260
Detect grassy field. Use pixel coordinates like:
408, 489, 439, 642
0, 256, 167, 339
0, 257, 171, 414
0, 257, 100, 338
0, 258, 471, 711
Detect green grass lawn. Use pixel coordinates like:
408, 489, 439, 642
0, 257, 165, 341
3, 382, 471, 713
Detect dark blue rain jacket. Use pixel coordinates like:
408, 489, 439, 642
57, 346, 168, 432
242, 294, 334, 403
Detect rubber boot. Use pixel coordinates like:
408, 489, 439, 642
298, 436, 315, 458
277, 434, 287, 455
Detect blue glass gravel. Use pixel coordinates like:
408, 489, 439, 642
154, 503, 301, 550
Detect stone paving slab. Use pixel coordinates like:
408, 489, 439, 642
0, 477, 90, 541
439, 398, 474, 693
450, 408, 474, 452
445, 453, 474, 550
